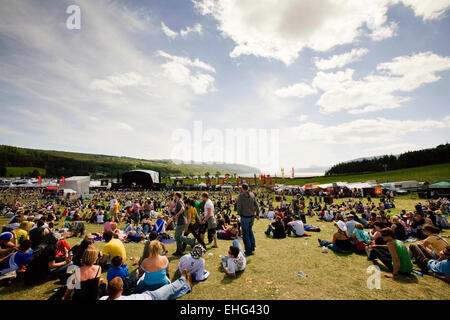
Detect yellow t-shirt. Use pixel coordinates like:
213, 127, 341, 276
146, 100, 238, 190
102, 238, 126, 261
15, 228, 28, 244
187, 207, 198, 225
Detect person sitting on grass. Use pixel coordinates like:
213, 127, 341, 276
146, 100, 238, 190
318, 221, 353, 253
414, 224, 448, 259
409, 244, 450, 283
63, 247, 101, 300
99, 230, 126, 270
100, 271, 192, 300
286, 216, 310, 237
0, 231, 17, 257
221, 244, 246, 278
217, 223, 240, 240
353, 223, 372, 252
366, 228, 413, 278
265, 216, 286, 239
107, 255, 137, 294
0, 239, 33, 275
135, 240, 170, 293
139, 231, 168, 266
178, 244, 209, 282
390, 216, 408, 241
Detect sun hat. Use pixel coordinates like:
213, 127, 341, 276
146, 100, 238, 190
0, 232, 13, 241
191, 244, 206, 259
335, 220, 347, 232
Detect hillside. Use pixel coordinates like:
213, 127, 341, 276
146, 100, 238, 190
326, 143, 450, 176
0, 145, 259, 178
166, 163, 450, 185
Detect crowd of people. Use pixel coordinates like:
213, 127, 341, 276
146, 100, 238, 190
0, 185, 449, 300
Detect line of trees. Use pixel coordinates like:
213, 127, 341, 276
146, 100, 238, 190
0, 145, 183, 178
325, 143, 450, 176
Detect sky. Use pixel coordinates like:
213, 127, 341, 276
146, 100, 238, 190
0, 0, 449, 174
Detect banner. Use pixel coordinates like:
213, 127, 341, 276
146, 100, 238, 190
236, 176, 239, 186
38, 176, 42, 185
281, 168, 285, 178
61, 176, 65, 186
262, 174, 266, 185
291, 167, 294, 179
375, 186, 383, 195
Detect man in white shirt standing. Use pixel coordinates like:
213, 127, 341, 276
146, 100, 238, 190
200, 192, 218, 248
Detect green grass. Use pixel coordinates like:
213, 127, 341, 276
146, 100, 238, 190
0, 196, 448, 300
5, 167, 46, 177
163, 163, 450, 186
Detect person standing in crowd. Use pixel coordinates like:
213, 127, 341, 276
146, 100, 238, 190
199, 192, 218, 248
173, 192, 187, 256
236, 183, 259, 256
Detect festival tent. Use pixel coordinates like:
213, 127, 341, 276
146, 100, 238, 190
346, 182, 374, 189
61, 176, 90, 195
429, 181, 450, 188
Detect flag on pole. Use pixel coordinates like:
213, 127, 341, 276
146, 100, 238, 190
61, 176, 65, 186
236, 176, 239, 186
254, 173, 257, 186
291, 168, 294, 179
281, 168, 285, 178
38, 176, 42, 185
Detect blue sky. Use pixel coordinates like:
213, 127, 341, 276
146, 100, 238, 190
0, 0, 449, 173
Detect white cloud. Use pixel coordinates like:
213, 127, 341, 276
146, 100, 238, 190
161, 21, 203, 39
276, 52, 450, 114
364, 143, 419, 154
161, 22, 178, 39
289, 117, 450, 144
314, 48, 369, 70
180, 23, 203, 37
89, 72, 154, 95
117, 122, 134, 132
192, 0, 445, 65
297, 114, 309, 122
274, 82, 317, 98
396, 0, 450, 21
157, 51, 216, 94
0, 0, 202, 159
369, 21, 398, 41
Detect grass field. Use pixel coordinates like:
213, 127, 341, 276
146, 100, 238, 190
0, 195, 448, 300
162, 163, 450, 185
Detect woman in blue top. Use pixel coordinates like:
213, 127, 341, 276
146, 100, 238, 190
135, 240, 170, 293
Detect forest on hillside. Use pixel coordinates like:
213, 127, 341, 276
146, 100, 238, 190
325, 143, 450, 176
0, 145, 253, 178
